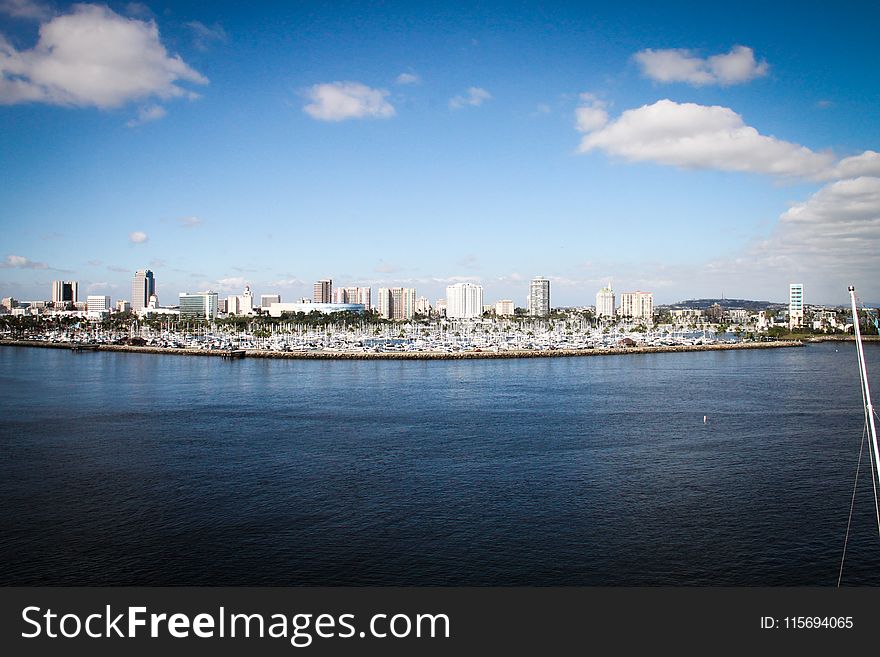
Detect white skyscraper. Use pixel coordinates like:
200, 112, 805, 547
376, 287, 416, 320
596, 282, 615, 318
87, 295, 111, 318
446, 283, 484, 319
618, 291, 654, 321
131, 270, 155, 312
528, 276, 550, 317
789, 283, 804, 329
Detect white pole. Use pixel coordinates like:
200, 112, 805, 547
849, 286, 880, 492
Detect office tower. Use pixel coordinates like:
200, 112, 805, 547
495, 299, 514, 317
131, 270, 155, 312
789, 284, 804, 329
376, 287, 416, 320
87, 295, 111, 317
595, 282, 615, 318
179, 291, 219, 320
445, 283, 484, 319
241, 285, 254, 314
415, 296, 431, 316
618, 291, 654, 320
260, 294, 281, 308
51, 280, 78, 306
528, 276, 550, 317
116, 300, 131, 313
313, 279, 332, 303
332, 287, 371, 311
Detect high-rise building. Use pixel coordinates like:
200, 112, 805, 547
332, 287, 371, 310
415, 296, 431, 316
87, 295, 111, 318
376, 287, 416, 320
528, 276, 550, 317
116, 300, 131, 313
446, 283, 484, 319
227, 286, 255, 315
131, 270, 155, 312
495, 299, 514, 317
260, 294, 281, 309
789, 283, 804, 329
595, 282, 615, 318
313, 279, 332, 303
618, 291, 654, 321
179, 291, 219, 320
51, 280, 78, 306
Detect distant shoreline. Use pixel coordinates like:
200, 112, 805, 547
0, 338, 809, 360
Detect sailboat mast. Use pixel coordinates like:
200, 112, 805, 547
849, 286, 880, 490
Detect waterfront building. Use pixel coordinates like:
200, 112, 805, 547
227, 286, 255, 315
618, 291, 654, 321
313, 279, 332, 303
131, 270, 155, 312
435, 298, 447, 318
227, 295, 241, 315
217, 298, 228, 314
377, 287, 416, 320
528, 276, 550, 317
415, 296, 431, 316
266, 302, 364, 318
446, 283, 484, 319
116, 300, 131, 313
260, 294, 281, 309
1, 297, 17, 310
596, 283, 615, 318
495, 299, 514, 317
789, 284, 804, 329
87, 295, 111, 318
51, 280, 78, 306
333, 287, 371, 310
179, 291, 219, 320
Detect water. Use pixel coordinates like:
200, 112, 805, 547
1, 343, 878, 586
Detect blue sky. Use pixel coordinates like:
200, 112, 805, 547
1, 0, 878, 306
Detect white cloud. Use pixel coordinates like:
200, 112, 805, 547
0, 254, 48, 269
698, 176, 880, 301
449, 86, 491, 109
777, 176, 880, 259
216, 276, 247, 292
822, 151, 880, 181
634, 45, 768, 86
0, 0, 51, 20
395, 72, 420, 85
129, 231, 148, 243
574, 93, 608, 133
577, 99, 838, 179
302, 81, 395, 121
270, 278, 303, 288
0, 4, 207, 108
178, 215, 202, 228
186, 20, 228, 51
126, 103, 166, 127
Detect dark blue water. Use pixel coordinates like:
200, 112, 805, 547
1, 343, 878, 586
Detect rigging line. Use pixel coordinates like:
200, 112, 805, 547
839, 425, 868, 587
870, 424, 880, 537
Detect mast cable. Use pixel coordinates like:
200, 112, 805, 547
838, 426, 867, 586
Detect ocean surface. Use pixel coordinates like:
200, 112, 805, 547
1, 342, 878, 586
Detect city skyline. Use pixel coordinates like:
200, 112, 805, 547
1, 1, 878, 306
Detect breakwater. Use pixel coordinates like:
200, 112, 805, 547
0, 338, 804, 360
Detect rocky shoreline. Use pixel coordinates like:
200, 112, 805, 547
0, 338, 806, 360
